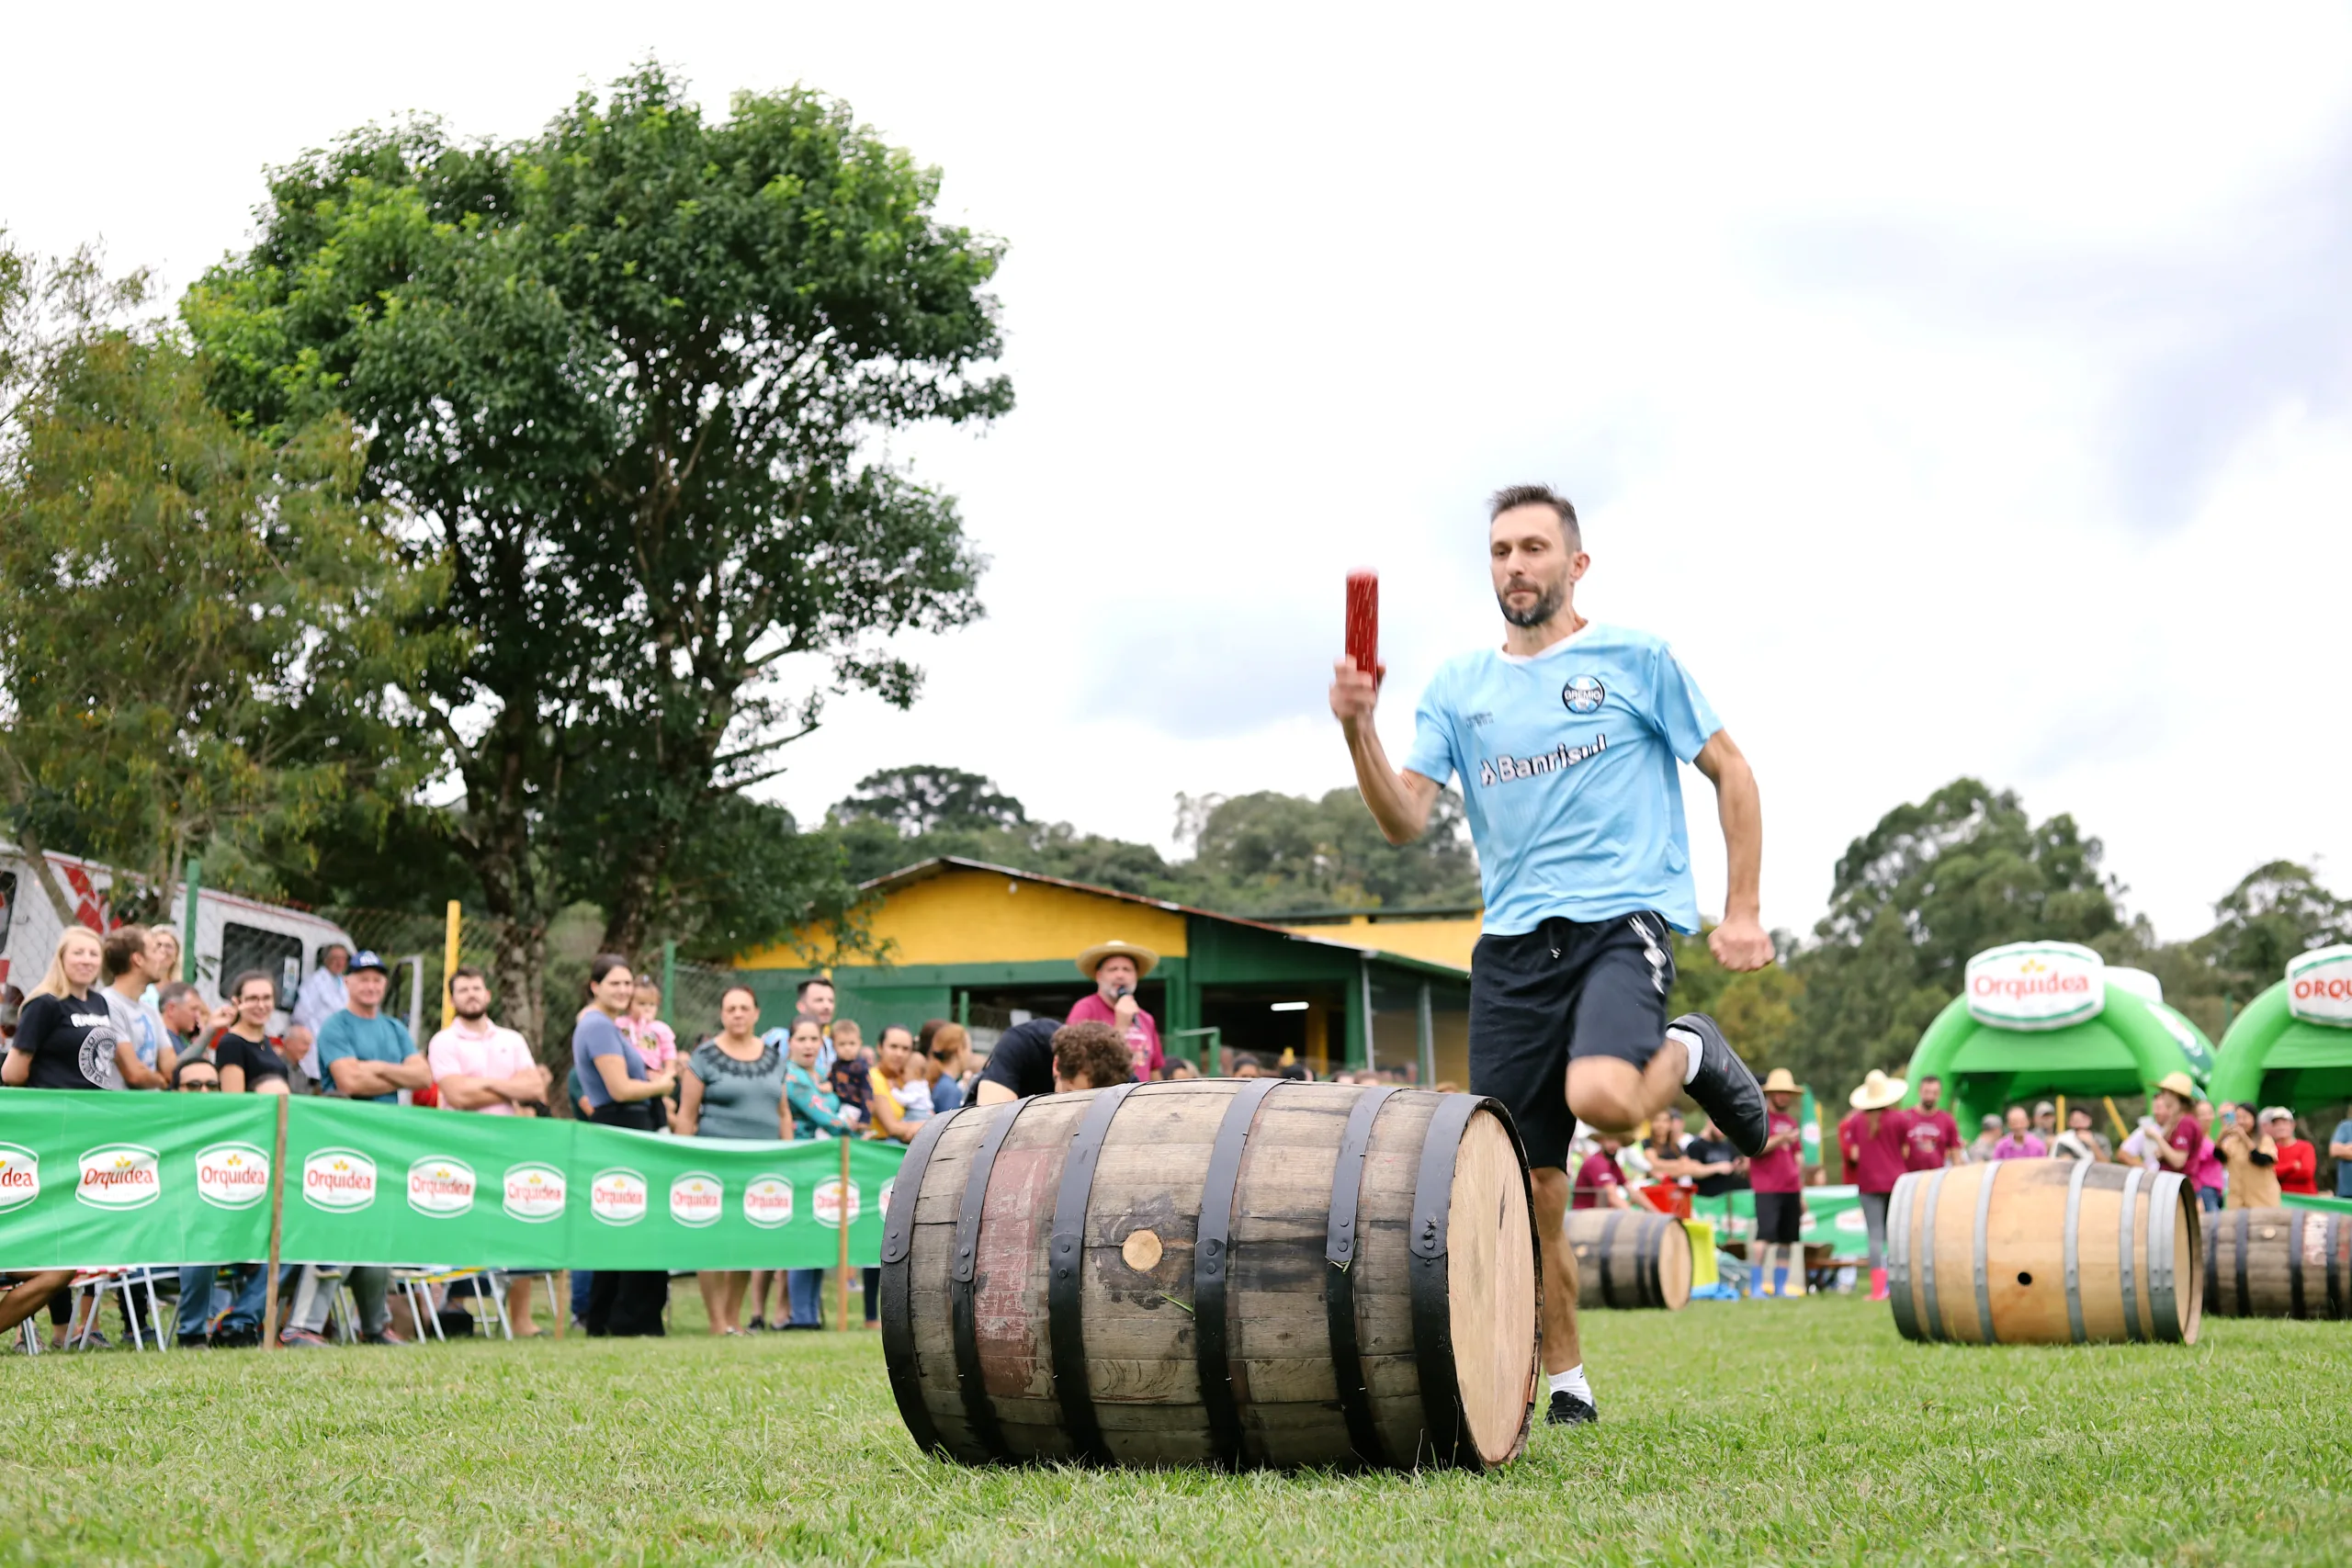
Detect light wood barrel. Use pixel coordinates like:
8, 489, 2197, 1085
2202, 1207, 2352, 1319
1887, 1159, 2201, 1346
1566, 1210, 1691, 1311
878, 1080, 1541, 1471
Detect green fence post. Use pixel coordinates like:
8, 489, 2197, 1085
180, 857, 201, 982
661, 940, 677, 1027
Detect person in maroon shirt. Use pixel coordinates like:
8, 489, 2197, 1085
1751, 1068, 1808, 1297
1840, 1070, 1912, 1302
2147, 1073, 2212, 1209
1572, 1134, 1630, 1212
1900, 1075, 1963, 1172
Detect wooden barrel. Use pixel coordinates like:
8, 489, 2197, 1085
2202, 1207, 2352, 1319
877, 1080, 1541, 1471
1887, 1159, 2201, 1345
1566, 1210, 1691, 1310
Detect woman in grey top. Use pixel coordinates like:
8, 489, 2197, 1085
675, 985, 787, 1335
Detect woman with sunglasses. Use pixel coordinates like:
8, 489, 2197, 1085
212, 971, 293, 1095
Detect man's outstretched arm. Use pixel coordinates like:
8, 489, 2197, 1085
1694, 729, 1770, 971
1329, 659, 1440, 844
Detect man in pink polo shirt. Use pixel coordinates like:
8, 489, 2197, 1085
428, 965, 554, 1335
1064, 940, 1163, 1079
1749, 1068, 1808, 1297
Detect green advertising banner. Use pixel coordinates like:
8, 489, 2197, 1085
0, 1092, 901, 1271
1691, 1185, 1871, 1260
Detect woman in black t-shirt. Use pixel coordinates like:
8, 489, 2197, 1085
211, 970, 292, 1095
2, 928, 124, 1091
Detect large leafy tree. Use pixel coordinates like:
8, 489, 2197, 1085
2197, 860, 2347, 987
0, 240, 435, 926
187, 65, 1008, 1041
1787, 777, 2124, 1090
1181, 787, 1481, 913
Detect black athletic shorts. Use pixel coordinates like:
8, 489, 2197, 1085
1467, 911, 1677, 1171
1752, 1191, 1804, 1246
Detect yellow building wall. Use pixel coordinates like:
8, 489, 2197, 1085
1277, 915, 1481, 974
738, 867, 1188, 970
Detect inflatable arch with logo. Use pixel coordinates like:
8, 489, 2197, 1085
2208, 946, 2352, 1114
1901, 942, 2213, 1130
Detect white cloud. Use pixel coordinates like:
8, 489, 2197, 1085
7, 2, 2347, 941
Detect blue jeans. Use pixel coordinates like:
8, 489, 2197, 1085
182, 1262, 287, 1338
2198, 1186, 2222, 1213
787, 1269, 825, 1327
571, 1269, 594, 1319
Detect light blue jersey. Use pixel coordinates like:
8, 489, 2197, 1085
1403, 623, 1722, 936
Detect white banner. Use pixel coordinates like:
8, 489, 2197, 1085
2287, 945, 2352, 1028
1964, 941, 2107, 1032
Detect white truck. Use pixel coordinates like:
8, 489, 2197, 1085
0, 844, 355, 1032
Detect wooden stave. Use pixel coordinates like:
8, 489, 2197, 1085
2201, 1208, 2352, 1320
1885, 1159, 2202, 1346
884, 1079, 1539, 1470
1564, 1211, 1692, 1311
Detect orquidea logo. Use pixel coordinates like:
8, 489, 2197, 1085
1563, 675, 1606, 714
194, 1142, 270, 1211
302, 1148, 378, 1212
670, 1171, 724, 1228
0, 1143, 40, 1213
814, 1177, 860, 1230
503, 1163, 567, 1224
76, 1145, 163, 1211
743, 1175, 793, 1229
407, 1156, 478, 1218
590, 1168, 649, 1226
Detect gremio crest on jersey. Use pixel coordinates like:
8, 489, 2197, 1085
1562, 675, 1605, 714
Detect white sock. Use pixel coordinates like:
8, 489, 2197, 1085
1547, 1365, 1592, 1404
1668, 1024, 1703, 1085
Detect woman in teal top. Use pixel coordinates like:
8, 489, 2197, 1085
675, 986, 787, 1335
785, 1015, 863, 1139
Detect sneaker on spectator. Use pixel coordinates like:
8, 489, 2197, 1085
209, 1325, 260, 1349
175, 1334, 211, 1350
277, 1327, 331, 1348
71, 1330, 112, 1351
358, 1328, 410, 1347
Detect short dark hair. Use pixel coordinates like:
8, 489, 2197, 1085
720, 983, 758, 1007
585, 953, 631, 996
796, 976, 834, 998
171, 1056, 220, 1089
1052, 1021, 1133, 1091
103, 925, 150, 981
156, 980, 198, 1010
1487, 483, 1582, 550
449, 964, 489, 989
226, 968, 277, 1003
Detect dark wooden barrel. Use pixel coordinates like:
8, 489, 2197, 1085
1888, 1159, 2201, 1345
1566, 1210, 1691, 1311
878, 1080, 1541, 1471
2203, 1207, 2352, 1319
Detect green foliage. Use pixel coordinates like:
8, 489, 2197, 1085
823, 768, 1480, 914
184, 62, 1009, 1029
1786, 777, 2124, 1090
0, 241, 440, 923
2196, 859, 2348, 988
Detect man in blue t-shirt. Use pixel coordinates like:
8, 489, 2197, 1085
315, 952, 432, 1105
1330, 483, 1774, 1429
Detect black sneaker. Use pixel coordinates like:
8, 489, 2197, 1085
1546, 1391, 1598, 1426
745, 1317, 768, 1333
210, 1325, 261, 1349
1669, 1011, 1768, 1156
175, 1335, 212, 1351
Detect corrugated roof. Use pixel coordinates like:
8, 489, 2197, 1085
863, 857, 1470, 981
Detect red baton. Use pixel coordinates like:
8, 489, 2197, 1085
1345, 570, 1378, 674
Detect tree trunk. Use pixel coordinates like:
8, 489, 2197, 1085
0, 750, 80, 925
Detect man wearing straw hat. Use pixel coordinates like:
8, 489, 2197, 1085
1840, 1069, 1910, 1303
1749, 1069, 1808, 1298
1064, 940, 1162, 1080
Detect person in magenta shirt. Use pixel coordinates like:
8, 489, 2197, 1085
1572, 1134, 1630, 1211
2144, 1074, 2216, 1212
1900, 1075, 1963, 1172
1990, 1105, 2047, 1159
1065, 940, 1163, 1079
1750, 1068, 1808, 1296
1841, 1070, 1912, 1301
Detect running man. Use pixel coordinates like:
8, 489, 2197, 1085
1329, 483, 1772, 1427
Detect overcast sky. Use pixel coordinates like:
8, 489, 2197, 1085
9, 5, 2349, 942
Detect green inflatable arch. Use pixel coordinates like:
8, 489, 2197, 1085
2209, 980, 2352, 1113
1901, 985, 2213, 1131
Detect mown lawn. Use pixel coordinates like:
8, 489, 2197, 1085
3, 1287, 2345, 1565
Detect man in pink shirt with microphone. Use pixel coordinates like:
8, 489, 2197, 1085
1064, 941, 1163, 1080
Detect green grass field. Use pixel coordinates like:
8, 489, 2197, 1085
4, 1286, 2346, 1565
